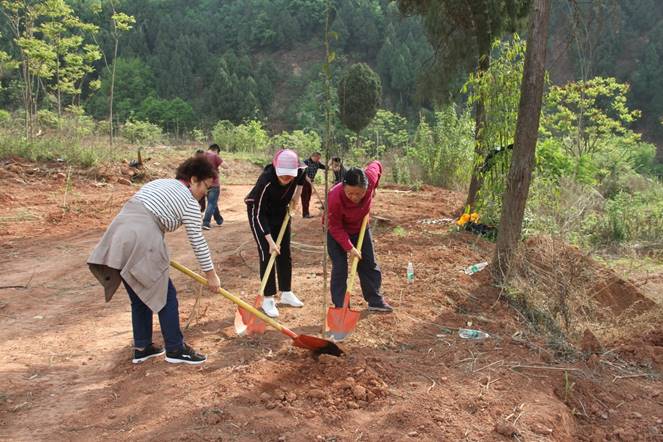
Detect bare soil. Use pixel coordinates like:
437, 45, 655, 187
1, 158, 662, 441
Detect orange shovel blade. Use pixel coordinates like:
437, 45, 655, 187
326, 292, 360, 341
234, 296, 266, 336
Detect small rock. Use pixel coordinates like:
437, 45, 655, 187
632, 412, 643, 419
274, 389, 286, 401
265, 401, 277, 410
494, 421, 518, 437
202, 407, 224, 425
308, 389, 326, 400
347, 401, 359, 409
530, 423, 553, 435
345, 376, 356, 384
351, 385, 367, 401
286, 392, 297, 402
581, 329, 602, 355
259, 392, 271, 402
277, 436, 286, 441
117, 177, 132, 186
407, 431, 418, 437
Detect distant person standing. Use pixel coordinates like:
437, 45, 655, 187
301, 152, 326, 218
202, 144, 229, 230
195, 149, 206, 213
331, 157, 346, 185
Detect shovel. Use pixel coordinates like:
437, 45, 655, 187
311, 184, 325, 211
170, 260, 343, 357
234, 210, 292, 336
326, 214, 369, 342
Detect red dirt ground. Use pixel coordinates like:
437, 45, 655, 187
1, 158, 662, 441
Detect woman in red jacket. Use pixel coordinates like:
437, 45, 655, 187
326, 161, 393, 312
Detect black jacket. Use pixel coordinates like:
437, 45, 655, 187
245, 164, 305, 236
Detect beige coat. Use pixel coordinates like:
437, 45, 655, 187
87, 198, 170, 312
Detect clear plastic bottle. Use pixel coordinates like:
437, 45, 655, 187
464, 261, 488, 275
406, 261, 414, 284
458, 328, 490, 340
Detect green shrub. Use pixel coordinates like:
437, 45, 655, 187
406, 105, 474, 190
122, 119, 163, 145
270, 129, 321, 157
211, 119, 269, 153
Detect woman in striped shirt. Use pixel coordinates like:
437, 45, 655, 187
88, 156, 221, 365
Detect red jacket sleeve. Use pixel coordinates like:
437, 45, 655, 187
364, 160, 382, 191
327, 191, 353, 252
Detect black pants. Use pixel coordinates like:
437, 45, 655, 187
247, 209, 292, 297
301, 180, 312, 217
328, 229, 383, 308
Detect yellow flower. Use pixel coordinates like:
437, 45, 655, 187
470, 212, 480, 222
457, 213, 470, 226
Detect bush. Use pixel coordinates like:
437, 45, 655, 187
211, 119, 269, 153
122, 119, 163, 145
270, 129, 321, 157
406, 105, 474, 190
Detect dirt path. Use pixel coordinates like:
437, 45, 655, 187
1, 174, 662, 441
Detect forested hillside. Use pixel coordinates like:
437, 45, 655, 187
1, 0, 660, 145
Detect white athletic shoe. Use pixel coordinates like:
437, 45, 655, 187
261, 296, 279, 317
279, 291, 304, 307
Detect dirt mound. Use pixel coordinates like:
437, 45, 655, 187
508, 236, 656, 350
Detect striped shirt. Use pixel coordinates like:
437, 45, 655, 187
134, 178, 214, 272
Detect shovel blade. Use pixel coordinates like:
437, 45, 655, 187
326, 292, 360, 341
234, 296, 266, 336
293, 334, 344, 356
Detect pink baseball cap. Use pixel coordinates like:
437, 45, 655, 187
272, 149, 300, 177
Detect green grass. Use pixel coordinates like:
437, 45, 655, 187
0, 133, 122, 168
0, 209, 40, 223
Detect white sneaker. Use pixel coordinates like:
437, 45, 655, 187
280, 291, 304, 307
261, 296, 279, 317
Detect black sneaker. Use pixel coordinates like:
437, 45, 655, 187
132, 344, 165, 364
165, 343, 207, 365
368, 299, 394, 313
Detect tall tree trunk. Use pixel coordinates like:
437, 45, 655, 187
465, 50, 490, 211
494, 0, 551, 282
109, 38, 118, 147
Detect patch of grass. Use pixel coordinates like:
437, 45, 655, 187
0, 209, 40, 223
393, 226, 408, 237
0, 133, 120, 167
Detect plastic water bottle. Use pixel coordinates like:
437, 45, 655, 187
458, 328, 490, 340
406, 261, 414, 284
464, 261, 488, 275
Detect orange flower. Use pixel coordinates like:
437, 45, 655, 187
457, 213, 471, 226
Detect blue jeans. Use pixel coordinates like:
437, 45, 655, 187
203, 186, 223, 227
124, 279, 184, 352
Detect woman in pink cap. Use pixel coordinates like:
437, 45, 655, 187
244, 149, 306, 317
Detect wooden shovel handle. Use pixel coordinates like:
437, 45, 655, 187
170, 260, 297, 339
347, 214, 369, 293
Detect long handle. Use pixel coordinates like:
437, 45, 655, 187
259, 210, 291, 296
170, 260, 297, 339
347, 214, 369, 293
311, 183, 324, 206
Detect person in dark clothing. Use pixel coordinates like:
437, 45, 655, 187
331, 157, 346, 185
245, 149, 306, 317
202, 143, 229, 229
301, 152, 326, 218
326, 161, 393, 312
195, 149, 206, 212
